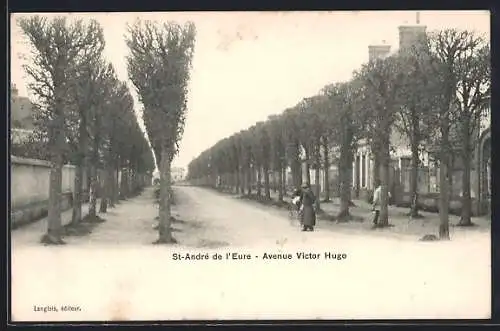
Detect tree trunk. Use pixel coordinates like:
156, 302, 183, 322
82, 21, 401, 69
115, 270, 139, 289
103, 166, 115, 210
133, 168, 138, 194
337, 143, 352, 220
239, 167, 245, 194
281, 165, 287, 197
323, 140, 331, 202
71, 161, 84, 224
155, 146, 176, 244
99, 169, 108, 213
459, 157, 472, 225
372, 151, 380, 187
291, 144, 302, 188
291, 160, 299, 187
71, 113, 87, 224
449, 154, 454, 196
304, 148, 311, 184
246, 167, 252, 195
44, 153, 65, 244
272, 169, 277, 193
257, 166, 262, 196
378, 138, 391, 227
315, 166, 321, 211
459, 132, 473, 226
120, 167, 129, 199
86, 164, 92, 201
439, 125, 451, 240
128, 167, 135, 196
264, 165, 271, 200
128, 167, 133, 195
409, 141, 420, 217
278, 166, 284, 202
108, 167, 116, 208
235, 169, 240, 194
112, 166, 120, 205
88, 116, 100, 219
88, 166, 98, 218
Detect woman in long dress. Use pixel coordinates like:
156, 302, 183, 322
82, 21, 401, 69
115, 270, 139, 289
300, 183, 316, 231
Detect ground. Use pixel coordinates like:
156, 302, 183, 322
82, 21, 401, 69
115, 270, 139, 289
10, 186, 491, 321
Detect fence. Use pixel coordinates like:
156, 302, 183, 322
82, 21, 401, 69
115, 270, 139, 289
396, 166, 482, 215
400, 166, 478, 198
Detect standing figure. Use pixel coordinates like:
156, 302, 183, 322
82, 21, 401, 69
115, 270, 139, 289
372, 179, 391, 226
372, 180, 382, 226
300, 183, 316, 231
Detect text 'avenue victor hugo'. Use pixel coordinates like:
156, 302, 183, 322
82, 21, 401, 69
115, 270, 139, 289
172, 251, 348, 261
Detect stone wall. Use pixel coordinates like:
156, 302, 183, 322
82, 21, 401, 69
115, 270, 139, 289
10, 156, 89, 228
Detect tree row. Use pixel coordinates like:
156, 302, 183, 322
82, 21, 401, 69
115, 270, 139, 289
14, 16, 156, 244
187, 28, 490, 240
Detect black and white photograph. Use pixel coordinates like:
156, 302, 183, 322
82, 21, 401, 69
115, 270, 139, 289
9, 10, 491, 321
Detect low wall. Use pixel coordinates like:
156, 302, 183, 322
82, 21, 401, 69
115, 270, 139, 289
11, 192, 75, 229
10, 156, 88, 228
357, 187, 482, 217
395, 192, 480, 217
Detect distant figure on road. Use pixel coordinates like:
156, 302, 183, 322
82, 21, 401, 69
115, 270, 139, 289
372, 180, 391, 226
300, 183, 316, 232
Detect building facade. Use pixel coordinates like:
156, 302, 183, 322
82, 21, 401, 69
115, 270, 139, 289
171, 167, 186, 182
350, 21, 491, 215
290, 18, 490, 216
11, 84, 35, 130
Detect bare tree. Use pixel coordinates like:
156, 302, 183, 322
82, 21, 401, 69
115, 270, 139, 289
324, 81, 364, 221
126, 20, 196, 244
19, 16, 107, 245
67, 21, 106, 224
426, 29, 483, 239
453, 38, 490, 226
356, 57, 405, 227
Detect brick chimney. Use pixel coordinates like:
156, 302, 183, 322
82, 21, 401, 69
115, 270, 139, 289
398, 25, 427, 52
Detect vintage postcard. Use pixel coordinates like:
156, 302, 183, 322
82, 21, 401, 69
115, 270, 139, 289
9, 10, 491, 322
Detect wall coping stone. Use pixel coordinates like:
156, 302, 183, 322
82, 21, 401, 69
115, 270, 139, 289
11, 156, 75, 169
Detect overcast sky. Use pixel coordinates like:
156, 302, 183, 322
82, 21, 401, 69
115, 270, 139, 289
10, 11, 490, 170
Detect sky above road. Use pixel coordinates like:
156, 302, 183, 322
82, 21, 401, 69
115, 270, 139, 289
10, 11, 490, 171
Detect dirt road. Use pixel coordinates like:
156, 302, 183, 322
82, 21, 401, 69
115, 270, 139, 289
11, 186, 491, 321
172, 185, 320, 248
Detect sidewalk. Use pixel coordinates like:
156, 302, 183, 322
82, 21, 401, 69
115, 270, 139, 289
68, 188, 159, 246
11, 189, 160, 248
11, 203, 91, 248
318, 197, 490, 239
247, 189, 491, 240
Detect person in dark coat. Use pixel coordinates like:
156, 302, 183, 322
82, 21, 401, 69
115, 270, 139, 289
300, 183, 316, 231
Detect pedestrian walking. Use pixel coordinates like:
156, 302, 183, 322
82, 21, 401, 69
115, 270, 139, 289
300, 183, 316, 232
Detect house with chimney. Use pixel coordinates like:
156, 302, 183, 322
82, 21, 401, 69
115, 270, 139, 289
349, 16, 490, 216
293, 14, 490, 216
10, 84, 36, 144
